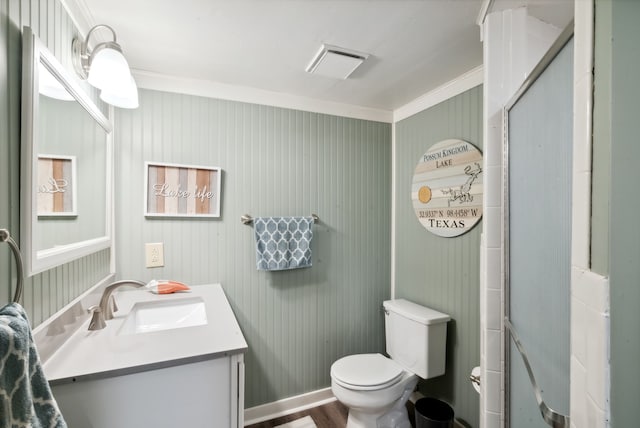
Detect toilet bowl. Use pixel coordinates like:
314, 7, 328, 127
330, 353, 418, 428
330, 299, 450, 428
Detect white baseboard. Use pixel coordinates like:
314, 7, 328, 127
245, 387, 466, 427
409, 390, 425, 404
244, 388, 336, 426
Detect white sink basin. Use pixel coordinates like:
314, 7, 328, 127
118, 297, 207, 335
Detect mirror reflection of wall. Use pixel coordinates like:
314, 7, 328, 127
36, 87, 107, 251
21, 26, 112, 276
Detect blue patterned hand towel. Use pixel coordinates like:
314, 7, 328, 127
254, 216, 314, 271
0, 303, 67, 428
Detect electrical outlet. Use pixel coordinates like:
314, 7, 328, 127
145, 242, 164, 268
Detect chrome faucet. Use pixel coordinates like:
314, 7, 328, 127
88, 280, 146, 330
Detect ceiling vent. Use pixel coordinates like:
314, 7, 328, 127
305, 44, 369, 79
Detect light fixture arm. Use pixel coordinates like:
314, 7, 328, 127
72, 24, 123, 80
71, 23, 139, 109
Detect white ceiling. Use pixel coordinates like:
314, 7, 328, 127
75, 0, 573, 114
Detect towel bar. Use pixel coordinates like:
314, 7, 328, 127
241, 214, 319, 225
0, 229, 24, 304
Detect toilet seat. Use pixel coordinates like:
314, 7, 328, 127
331, 353, 405, 391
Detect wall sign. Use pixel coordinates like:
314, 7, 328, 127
145, 161, 222, 217
411, 139, 483, 237
37, 154, 77, 217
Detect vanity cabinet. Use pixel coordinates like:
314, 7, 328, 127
52, 354, 244, 428
41, 283, 247, 428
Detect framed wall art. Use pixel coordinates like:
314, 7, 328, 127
145, 161, 222, 218
37, 154, 77, 217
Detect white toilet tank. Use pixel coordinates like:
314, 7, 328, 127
383, 299, 450, 379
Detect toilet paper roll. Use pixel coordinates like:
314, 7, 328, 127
469, 366, 481, 393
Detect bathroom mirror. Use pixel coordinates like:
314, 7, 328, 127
21, 26, 112, 276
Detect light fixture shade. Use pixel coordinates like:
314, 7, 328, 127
39, 64, 74, 101
73, 25, 138, 109
99, 74, 139, 109
87, 44, 131, 90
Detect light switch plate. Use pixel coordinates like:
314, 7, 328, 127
145, 242, 164, 268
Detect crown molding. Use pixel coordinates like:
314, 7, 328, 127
61, 0, 479, 124
132, 70, 394, 123
393, 66, 483, 123
59, 0, 95, 38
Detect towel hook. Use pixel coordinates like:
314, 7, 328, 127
0, 229, 24, 303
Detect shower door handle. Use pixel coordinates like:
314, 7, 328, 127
504, 317, 570, 428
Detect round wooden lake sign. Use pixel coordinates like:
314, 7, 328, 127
411, 139, 483, 237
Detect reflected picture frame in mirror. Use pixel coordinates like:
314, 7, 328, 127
37, 154, 77, 217
21, 26, 113, 276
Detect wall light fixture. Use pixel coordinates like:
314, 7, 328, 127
72, 24, 138, 109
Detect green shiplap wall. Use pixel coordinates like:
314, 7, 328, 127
394, 86, 481, 427
113, 89, 392, 407
0, 0, 111, 324
591, 0, 612, 276
603, 0, 640, 425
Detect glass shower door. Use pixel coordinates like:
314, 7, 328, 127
505, 35, 573, 426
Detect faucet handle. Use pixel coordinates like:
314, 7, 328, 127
87, 305, 106, 330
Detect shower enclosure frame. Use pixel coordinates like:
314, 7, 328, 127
502, 22, 574, 428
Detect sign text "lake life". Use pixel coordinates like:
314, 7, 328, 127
153, 183, 214, 202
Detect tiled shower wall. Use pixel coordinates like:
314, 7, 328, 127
480, 3, 609, 427
480, 7, 563, 427
570, 1, 611, 425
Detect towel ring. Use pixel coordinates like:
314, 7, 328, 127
1, 229, 24, 303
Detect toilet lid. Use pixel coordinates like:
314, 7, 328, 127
331, 353, 404, 390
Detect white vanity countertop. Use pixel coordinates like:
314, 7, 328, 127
43, 283, 247, 385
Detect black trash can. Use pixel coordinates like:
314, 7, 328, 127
414, 397, 454, 428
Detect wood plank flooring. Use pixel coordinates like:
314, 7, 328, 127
245, 400, 417, 428
245, 401, 348, 428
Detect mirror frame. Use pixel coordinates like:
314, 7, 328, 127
21, 26, 113, 276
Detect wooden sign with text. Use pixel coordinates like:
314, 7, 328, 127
411, 139, 483, 237
145, 162, 221, 218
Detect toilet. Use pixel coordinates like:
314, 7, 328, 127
330, 299, 450, 428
